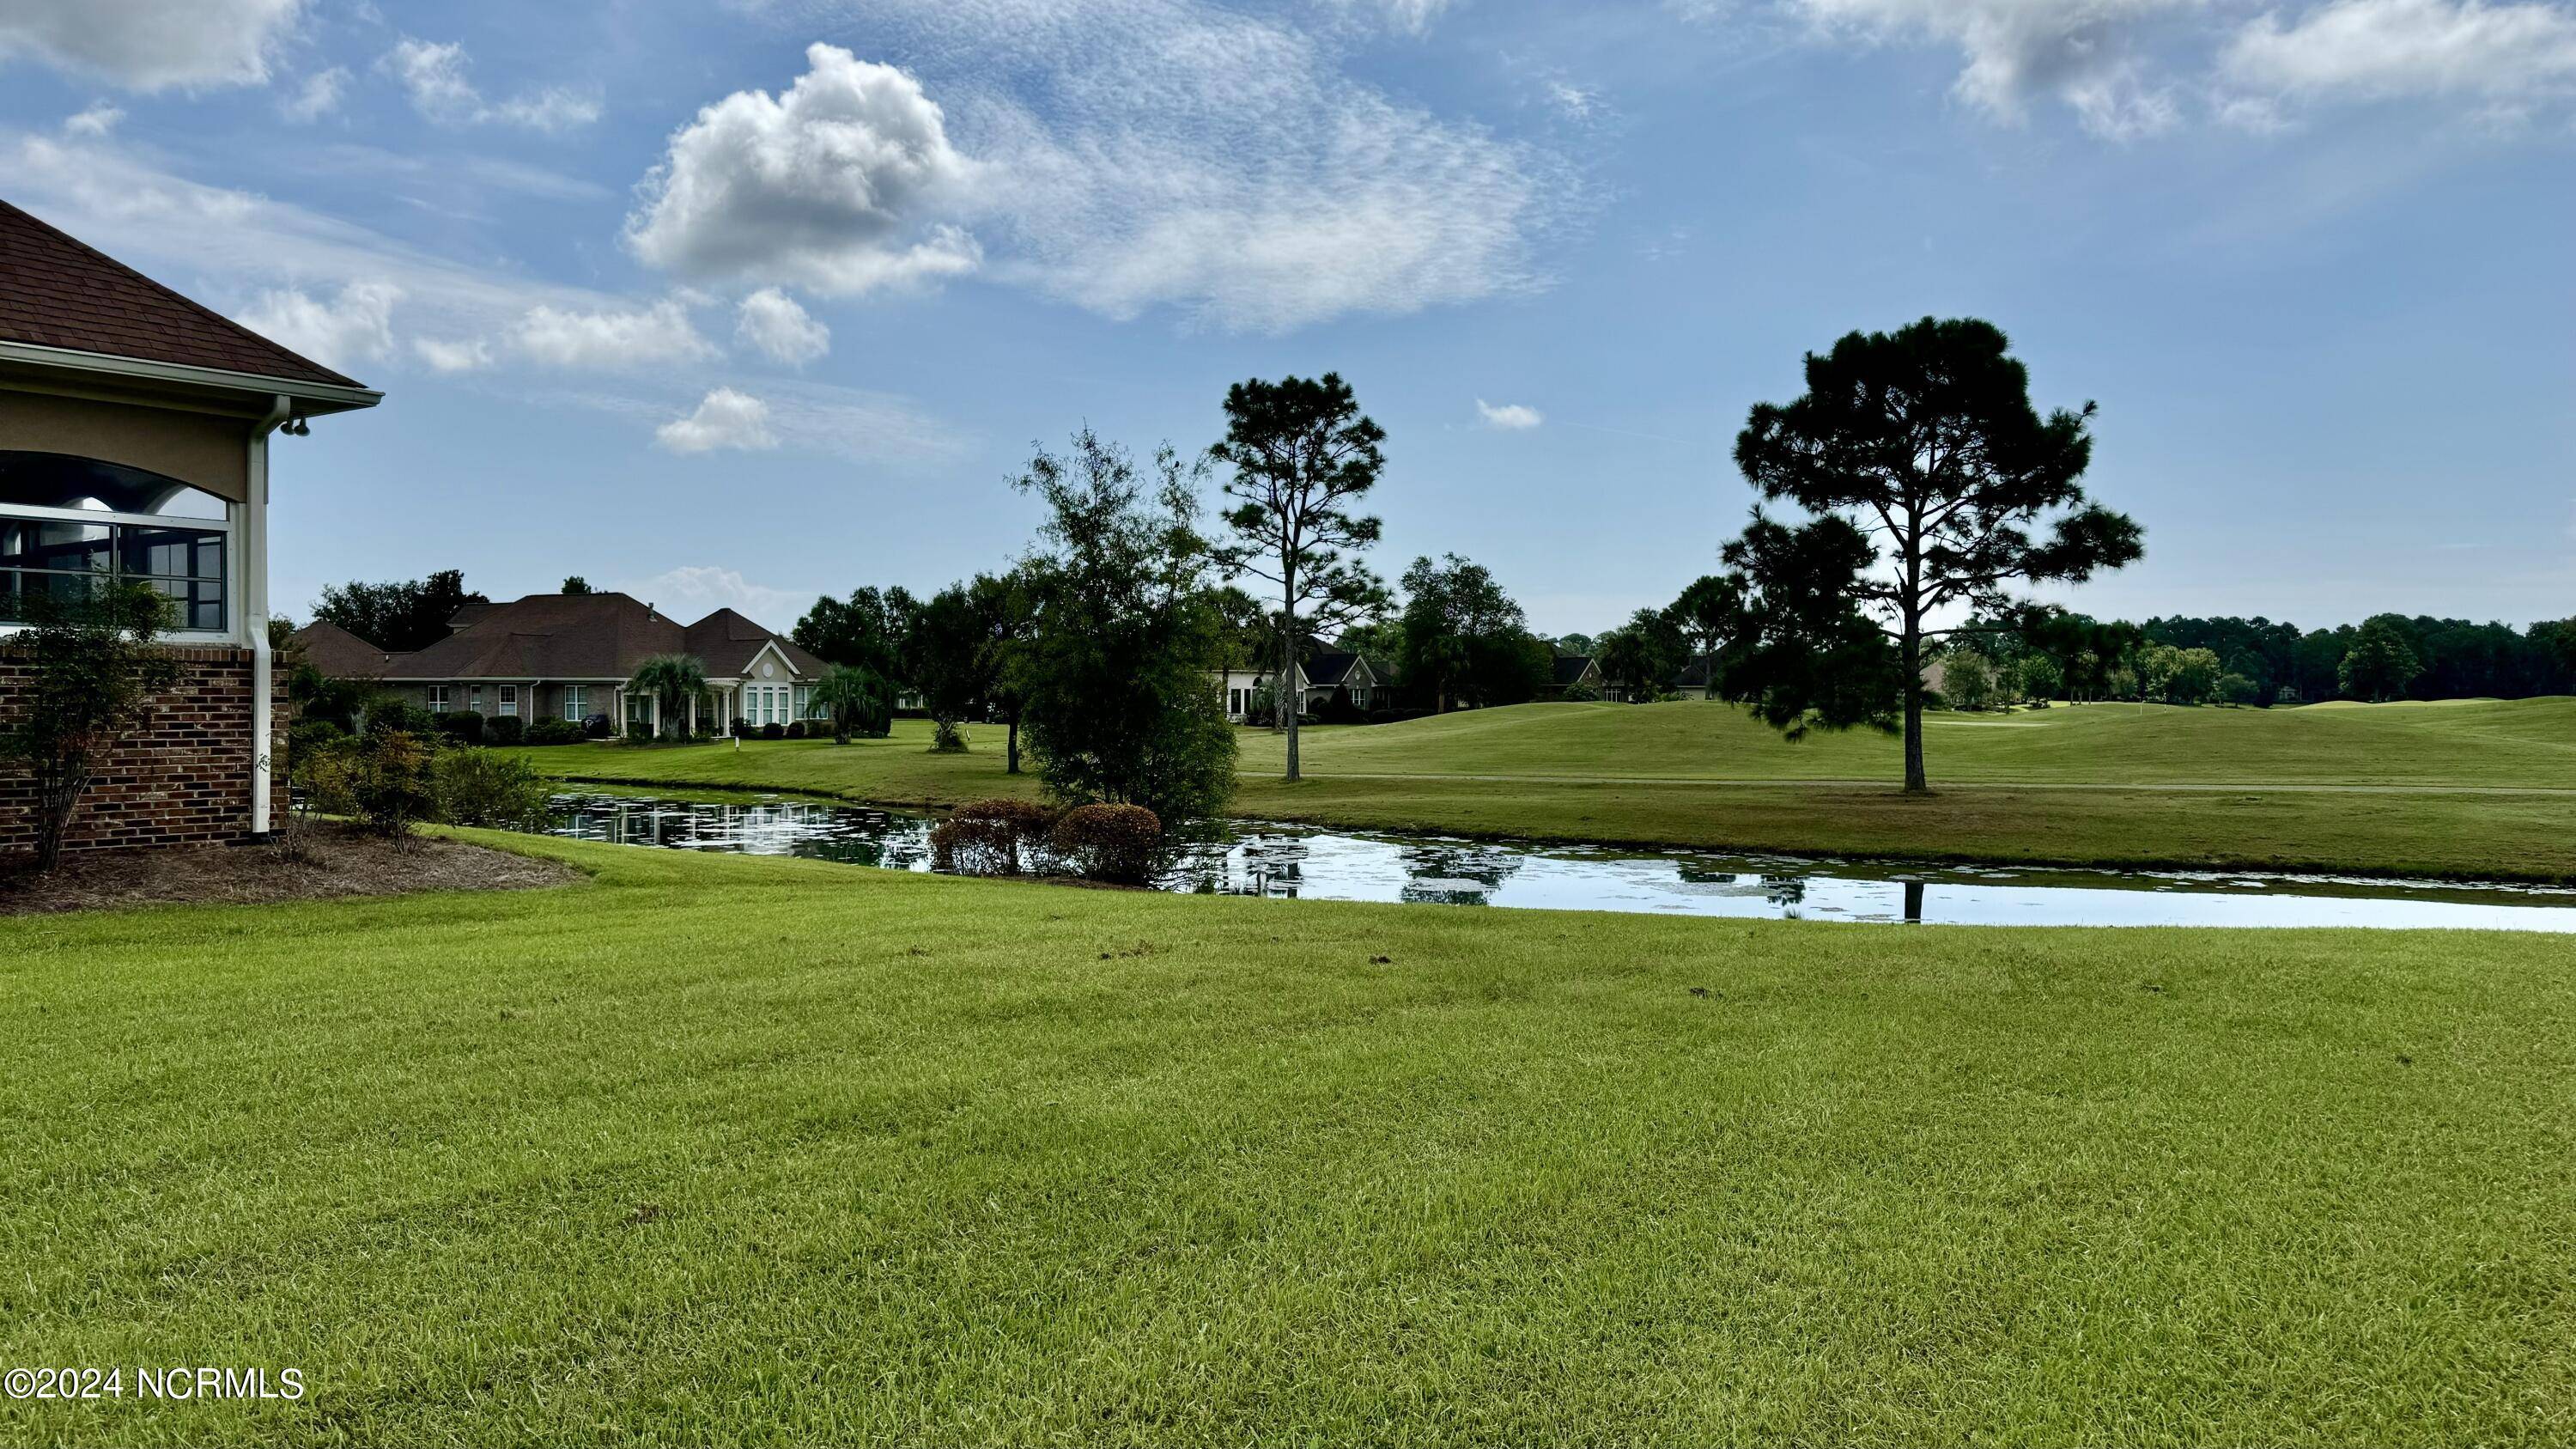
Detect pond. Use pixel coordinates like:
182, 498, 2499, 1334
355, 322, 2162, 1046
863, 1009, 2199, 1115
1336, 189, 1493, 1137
540, 793, 2576, 931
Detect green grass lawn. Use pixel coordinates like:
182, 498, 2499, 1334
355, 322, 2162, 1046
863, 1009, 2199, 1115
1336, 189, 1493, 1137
6, 835, 2573, 1444
499, 699, 2576, 880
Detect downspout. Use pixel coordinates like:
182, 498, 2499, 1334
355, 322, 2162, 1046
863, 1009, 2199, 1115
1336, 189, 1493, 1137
246, 394, 292, 838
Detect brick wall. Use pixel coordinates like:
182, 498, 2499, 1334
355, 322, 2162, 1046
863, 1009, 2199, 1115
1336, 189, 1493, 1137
0, 644, 289, 857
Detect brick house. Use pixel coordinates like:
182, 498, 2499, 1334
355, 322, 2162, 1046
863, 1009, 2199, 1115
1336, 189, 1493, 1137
353, 591, 831, 736
2, 198, 380, 855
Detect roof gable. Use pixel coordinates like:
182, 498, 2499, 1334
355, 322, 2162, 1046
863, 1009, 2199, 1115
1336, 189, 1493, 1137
289, 620, 389, 679
0, 199, 361, 389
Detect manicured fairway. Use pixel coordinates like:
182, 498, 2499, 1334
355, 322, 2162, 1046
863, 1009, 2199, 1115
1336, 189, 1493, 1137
498, 698, 2576, 880
4, 837, 2573, 1445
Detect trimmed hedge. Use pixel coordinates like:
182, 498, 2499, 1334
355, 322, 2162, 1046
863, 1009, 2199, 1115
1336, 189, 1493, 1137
525, 717, 585, 746
1048, 804, 1163, 885
928, 799, 1056, 877
435, 710, 486, 746
484, 715, 526, 746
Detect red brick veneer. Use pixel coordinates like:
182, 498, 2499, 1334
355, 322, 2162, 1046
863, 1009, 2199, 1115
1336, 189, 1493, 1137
0, 645, 289, 857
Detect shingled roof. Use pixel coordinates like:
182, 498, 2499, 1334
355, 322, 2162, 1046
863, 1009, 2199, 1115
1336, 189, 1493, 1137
382, 593, 822, 683
288, 620, 390, 680
0, 198, 361, 388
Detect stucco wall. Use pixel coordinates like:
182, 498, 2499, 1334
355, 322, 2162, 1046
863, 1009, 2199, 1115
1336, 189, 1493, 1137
0, 390, 252, 502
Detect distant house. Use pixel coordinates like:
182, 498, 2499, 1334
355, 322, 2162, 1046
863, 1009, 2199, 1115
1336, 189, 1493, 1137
1215, 664, 1304, 723
349, 591, 829, 735
287, 620, 387, 681
1302, 652, 1385, 714
1542, 654, 1603, 700
1216, 651, 1390, 723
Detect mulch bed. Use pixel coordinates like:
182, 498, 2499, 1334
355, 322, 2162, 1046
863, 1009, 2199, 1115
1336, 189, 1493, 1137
0, 825, 582, 916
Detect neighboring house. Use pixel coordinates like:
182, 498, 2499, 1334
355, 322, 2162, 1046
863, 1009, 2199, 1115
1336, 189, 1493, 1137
1302, 652, 1385, 714
1670, 657, 1719, 702
287, 620, 388, 681
1, 198, 380, 854
1214, 664, 1306, 724
1541, 654, 1603, 700
370, 591, 831, 735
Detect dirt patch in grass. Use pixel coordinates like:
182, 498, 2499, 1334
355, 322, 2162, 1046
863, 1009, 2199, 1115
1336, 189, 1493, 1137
0, 826, 581, 916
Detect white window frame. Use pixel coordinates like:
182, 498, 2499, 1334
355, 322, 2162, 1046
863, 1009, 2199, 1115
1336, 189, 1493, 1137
427, 685, 451, 714
499, 684, 519, 717
562, 685, 586, 721
0, 496, 236, 640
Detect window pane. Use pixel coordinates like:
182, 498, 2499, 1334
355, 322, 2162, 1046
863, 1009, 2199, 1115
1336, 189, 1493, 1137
118, 525, 225, 581
141, 575, 225, 632
2, 517, 111, 574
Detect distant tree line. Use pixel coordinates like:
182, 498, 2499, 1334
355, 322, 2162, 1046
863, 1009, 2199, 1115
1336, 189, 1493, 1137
1937, 611, 2576, 708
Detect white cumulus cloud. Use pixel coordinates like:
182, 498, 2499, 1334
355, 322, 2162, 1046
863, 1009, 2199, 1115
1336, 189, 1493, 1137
280, 66, 349, 123
656, 388, 778, 454
1476, 398, 1545, 429
625, 565, 816, 624
233, 281, 399, 371
2222, 0, 2576, 102
735, 287, 832, 365
412, 336, 493, 374
1786, 0, 2198, 133
509, 300, 714, 369
379, 38, 600, 133
626, 43, 981, 297
715, 3, 1566, 332
0, 0, 304, 91
63, 102, 122, 137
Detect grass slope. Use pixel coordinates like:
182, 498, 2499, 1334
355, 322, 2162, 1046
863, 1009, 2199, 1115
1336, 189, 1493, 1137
501, 699, 2576, 880
5, 837, 2572, 1444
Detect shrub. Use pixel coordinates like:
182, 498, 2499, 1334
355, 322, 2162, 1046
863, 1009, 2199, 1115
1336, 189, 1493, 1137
785, 721, 808, 740
762, 722, 786, 740
930, 718, 969, 752
286, 716, 347, 767
345, 729, 438, 838
368, 701, 435, 737
929, 798, 1056, 877
1559, 682, 1601, 703
435, 709, 487, 745
483, 715, 526, 746
731, 716, 752, 738
626, 721, 656, 743
525, 717, 584, 746
1048, 803, 1163, 885
431, 749, 554, 828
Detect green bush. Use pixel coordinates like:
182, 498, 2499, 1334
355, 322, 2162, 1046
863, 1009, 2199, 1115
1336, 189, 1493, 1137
285, 717, 347, 768
625, 721, 655, 743
483, 715, 526, 746
1048, 803, 1163, 885
525, 717, 584, 746
368, 701, 434, 737
762, 722, 786, 740
928, 799, 1057, 877
1559, 682, 1601, 703
317, 729, 437, 838
435, 710, 487, 746
785, 721, 808, 740
431, 749, 554, 828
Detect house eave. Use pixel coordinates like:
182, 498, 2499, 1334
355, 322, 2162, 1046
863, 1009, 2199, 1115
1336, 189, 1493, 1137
0, 338, 382, 416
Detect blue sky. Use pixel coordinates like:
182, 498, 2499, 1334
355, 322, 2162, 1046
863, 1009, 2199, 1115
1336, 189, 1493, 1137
3, 0, 2570, 636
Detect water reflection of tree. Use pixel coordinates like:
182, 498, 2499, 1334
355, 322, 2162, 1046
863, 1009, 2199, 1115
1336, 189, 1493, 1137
1398, 843, 1522, 906
1674, 865, 1811, 914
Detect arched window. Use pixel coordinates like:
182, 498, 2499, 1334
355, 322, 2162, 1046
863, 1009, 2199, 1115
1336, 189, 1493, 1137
0, 452, 229, 631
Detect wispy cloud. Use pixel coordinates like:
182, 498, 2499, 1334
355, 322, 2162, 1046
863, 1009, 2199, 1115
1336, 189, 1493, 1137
1477, 398, 1545, 429
379, 38, 602, 133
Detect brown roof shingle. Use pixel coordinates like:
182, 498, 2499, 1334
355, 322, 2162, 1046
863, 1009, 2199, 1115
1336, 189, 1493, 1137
0, 198, 362, 388
289, 620, 390, 680
383, 593, 819, 684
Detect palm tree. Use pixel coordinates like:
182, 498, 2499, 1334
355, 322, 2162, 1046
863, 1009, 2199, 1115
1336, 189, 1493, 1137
811, 664, 891, 745
627, 654, 708, 740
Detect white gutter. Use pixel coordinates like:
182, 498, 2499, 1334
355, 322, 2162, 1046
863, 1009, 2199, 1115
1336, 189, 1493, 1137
0, 338, 382, 413
246, 394, 291, 837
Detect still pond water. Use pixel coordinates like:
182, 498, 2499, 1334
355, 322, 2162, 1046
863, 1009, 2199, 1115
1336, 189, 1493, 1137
542, 794, 2576, 932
